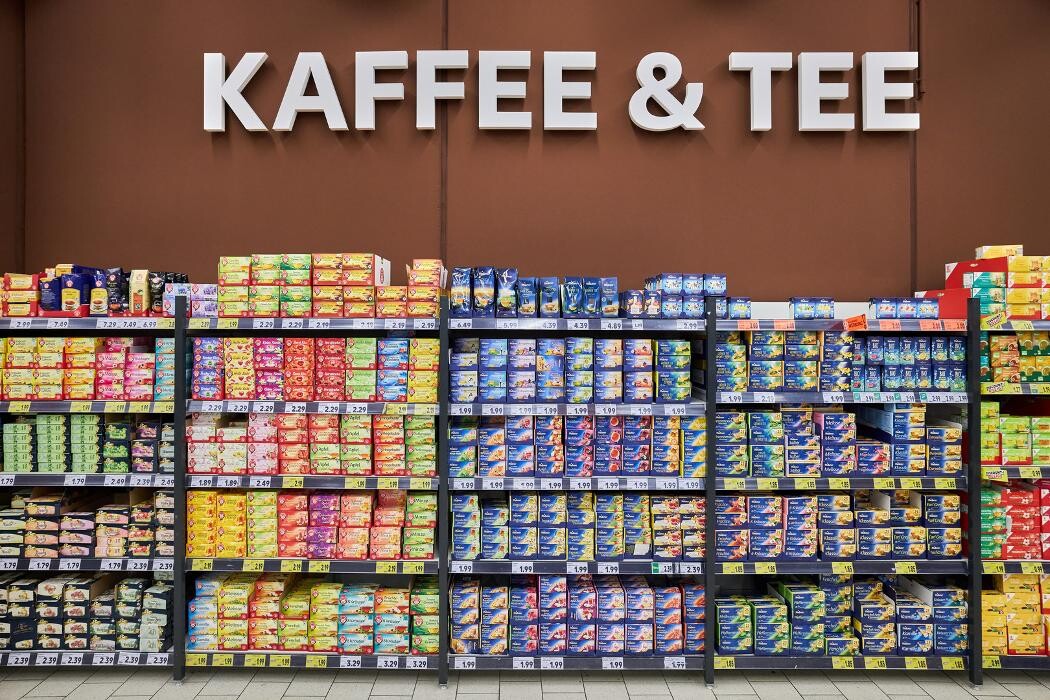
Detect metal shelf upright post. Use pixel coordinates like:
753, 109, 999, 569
966, 297, 982, 687
437, 300, 451, 687
703, 296, 717, 687
173, 296, 189, 681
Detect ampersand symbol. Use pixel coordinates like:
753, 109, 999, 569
628, 52, 704, 131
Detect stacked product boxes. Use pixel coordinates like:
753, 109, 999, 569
450, 575, 704, 655
716, 576, 967, 656
981, 331, 1050, 385
979, 483, 1050, 561
185, 489, 436, 560
187, 573, 438, 655
921, 244, 1050, 320
447, 415, 705, 479
979, 402, 1050, 466
982, 574, 1050, 656
0, 266, 189, 318
451, 493, 704, 562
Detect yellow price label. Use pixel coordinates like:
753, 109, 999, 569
933, 478, 955, 490
217, 318, 239, 329
284, 477, 304, 488
941, 657, 964, 671
713, 657, 736, 669
383, 403, 408, 415
376, 561, 398, 574
103, 401, 127, 413
723, 479, 745, 490
1020, 562, 1044, 574
1031, 384, 1050, 395
722, 563, 744, 574
402, 561, 425, 574
831, 657, 854, 670
344, 477, 366, 490
795, 478, 816, 490
280, 559, 303, 573
831, 562, 854, 575
244, 654, 267, 668
269, 655, 291, 668
154, 401, 174, 413
7, 401, 31, 413
1011, 320, 1036, 331
983, 656, 1002, 669
376, 477, 400, 490
190, 559, 213, 571
308, 560, 330, 574
873, 478, 895, 490
69, 401, 92, 413
983, 561, 1006, 574
305, 655, 329, 669
211, 654, 234, 667
1019, 467, 1043, 479
756, 478, 777, 490
900, 478, 922, 490
409, 478, 431, 490
156, 318, 176, 329
128, 401, 152, 413
904, 657, 928, 670
983, 468, 1007, 481
894, 561, 918, 574
864, 657, 888, 670
414, 404, 438, 416
241, 559, 264, 572
186, 654, 206, 667
188, 318, 210, 329
828, 478, 850, 490
755, 562, 777, 574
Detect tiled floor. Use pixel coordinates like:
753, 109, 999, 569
1, 668, 1049, 700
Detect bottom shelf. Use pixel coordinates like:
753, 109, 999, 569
0, 651, 170, 667
450, 655, 702, 671
185, 651, 434, 670
715, 655, 966, 671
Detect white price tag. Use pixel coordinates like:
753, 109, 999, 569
59, 559, 82, 571
451, 478, 475, 491
101, 559, 123, 571
596, 478, 618, 490
507, 404, 532, 416
513, 478, 535, 490
655, 478, 677, 490
61, 653, 85, 665
449, 319, 472, 329
201, 401, 223, 413
539, 319, 558, 330
216, 476, 241, 488
450, 404, 472, 416
651, 562, 674, 574
567, 562, 589, 574
600, 319, 623, 331
386, 319, 407, 330
454, 656, 476, 670
602, 657, 625, 670
754, 392, 775, 403
625, 478, 649, 490
157, 475, 175, 488
308, 319, 332, 330
227, 401, 249, 413
535, 404, 558, 416
93, 652, 115, 666
7, 653, 30, 666
355, 318, 376, 330
376, 656, 400, 670
281, 319, 304, 329
188, 476, 213, 488
539, 479, 562, 490
720, 392, 743, 404
481, 404, 504, 416
512, 657, 535, 669
406, 656, 429, 669
46, 319, 69, 329
566, 404, 588, 416
285, 402, 307, 414
857, 392, 877, 403
594, 404, 616, 416
0, 559, 17, 570
129, 475, 152, 487
597, 562, 619, 574
11, 319, 33, 329
36, 653, 58, 666
512, 562, 534, 574
568, 319, 589, 330
249, 476, 272, 488
254, 402, 275, 413
663, 404, 686, 416
414, 318, 437, 330
64, 474, 87, 487
679, 478, 702, 490
481, 478, 504, 490
540, 656, 564, 670
496, 319, 517, 329
0, 474, 14, 487
678, 562, 703, 575
103, 475, 127, 487
117, 652, 140, 665
630, 404, 653, 416
28, 558, 51, 570
569, 479, 592, 490
339, 656, 362, 669
146, 654, 168, 666
450, 561, 474, 574
152, 559, 174, 571
675, 319, 701, 331
128, 559, 150, 571
344, 403, 368, 414
822, 392, 845, 404
252, 318, 275, 330
663, 656, 687, 670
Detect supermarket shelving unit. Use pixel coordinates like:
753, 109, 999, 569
173, 298, 447, 682
445, 301, 715, 683
0, 315, 180, 671
975, 313, 1050, 674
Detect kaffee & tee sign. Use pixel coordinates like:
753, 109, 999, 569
204, 51, 919, 133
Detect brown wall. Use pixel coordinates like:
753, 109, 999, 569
9, 1, 1050, 299
0, 1, 23, 274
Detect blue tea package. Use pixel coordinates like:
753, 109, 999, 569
562, 277, 584, 317
539, 277, 561, 317
472, 267, 495, 317
583, 278, 600, 317
517, 277, 538, 316
496, 268, 518, 317
600, 278, 619, 317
